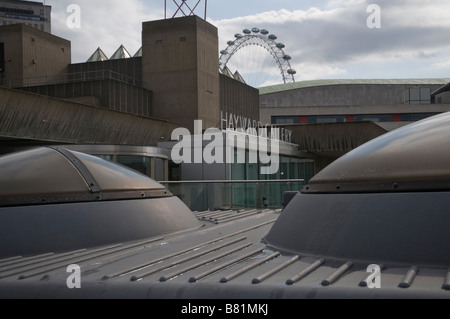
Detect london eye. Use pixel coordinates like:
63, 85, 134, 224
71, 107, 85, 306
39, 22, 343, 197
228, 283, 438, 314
219, 27, 296, 88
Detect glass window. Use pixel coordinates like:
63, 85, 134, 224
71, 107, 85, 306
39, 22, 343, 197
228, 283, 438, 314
401, 113, 437, 122
168, 160, 180, 181
231, 148, 246, 207
280, 156, 289, 179
308, 115, 346, 124
245, 151, 258, 206
271, 116, 299, 124
301, 160, 315, 183
354, 114, 393, 122
93, 154, 113, 162
116, 155, 150, 176
154, 157, 165, 182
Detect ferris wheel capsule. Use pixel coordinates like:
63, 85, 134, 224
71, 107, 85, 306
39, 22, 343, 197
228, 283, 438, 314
287, 69, 297, 75
283, 54, 291, 60
220, 50, 228, 55
234, 33, 243, 39
268, 34, 277, 40
260, 29, 269, 35
227, 40, 234, 45
243, 29, 251, 34
276, 43, 285, 49
251, 27, 260, 33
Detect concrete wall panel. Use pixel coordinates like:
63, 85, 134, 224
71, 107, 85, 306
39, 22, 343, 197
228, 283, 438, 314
0, 87, 177, 147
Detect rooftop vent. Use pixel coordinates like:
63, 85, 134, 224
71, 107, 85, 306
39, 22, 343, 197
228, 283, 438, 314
0, 147, 201, 258
264, 112, 450, 267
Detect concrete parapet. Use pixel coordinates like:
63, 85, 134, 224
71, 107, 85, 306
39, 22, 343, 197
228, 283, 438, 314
0, 87, 179, 148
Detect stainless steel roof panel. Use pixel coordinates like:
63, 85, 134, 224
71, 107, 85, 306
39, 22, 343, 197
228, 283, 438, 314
0, 208, 449, 299
0, 147, 90, 198
0, 147, 167, 207
303, 111, 450, 193
70, 149, 163, 192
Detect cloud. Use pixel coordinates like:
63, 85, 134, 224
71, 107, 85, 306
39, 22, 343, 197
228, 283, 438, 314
380, 0, 450, 28
211, 0, 450, 81
47, 0, 450, 81
295, 63, 347, 81
433, 61, 450, 69
326, 0, 367, 8
48, 0, 161, 62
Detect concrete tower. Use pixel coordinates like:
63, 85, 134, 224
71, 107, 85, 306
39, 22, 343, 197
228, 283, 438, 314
142, 15, 220, 132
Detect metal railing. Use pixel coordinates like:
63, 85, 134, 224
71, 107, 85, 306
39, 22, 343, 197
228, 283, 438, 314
159, 179, 305, 211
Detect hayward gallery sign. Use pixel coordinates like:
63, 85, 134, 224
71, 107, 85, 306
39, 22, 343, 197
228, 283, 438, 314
170, 112, 293, 174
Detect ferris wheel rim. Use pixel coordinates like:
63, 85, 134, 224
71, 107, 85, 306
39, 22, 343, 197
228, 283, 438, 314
219, 28, 296, 85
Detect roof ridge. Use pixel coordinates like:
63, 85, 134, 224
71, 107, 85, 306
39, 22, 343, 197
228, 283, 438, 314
259, 78, 450, 94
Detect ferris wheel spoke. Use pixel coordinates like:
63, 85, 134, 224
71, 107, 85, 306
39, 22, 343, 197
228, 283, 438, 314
219, 27, 296, 88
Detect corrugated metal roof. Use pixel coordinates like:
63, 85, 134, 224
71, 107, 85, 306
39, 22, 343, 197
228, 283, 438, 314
259, 78, 450, 95
2, 207, 450, 299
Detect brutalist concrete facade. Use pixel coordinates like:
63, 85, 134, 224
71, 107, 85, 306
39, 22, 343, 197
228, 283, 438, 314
0, 23, 70, 87
142, 16, 221, 131
220, 73, 259, 124
259, 80, 450, 126
0, 17, 260, 155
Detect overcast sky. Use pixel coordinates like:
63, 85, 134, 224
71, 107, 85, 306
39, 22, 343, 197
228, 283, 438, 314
45, 0, 450, 87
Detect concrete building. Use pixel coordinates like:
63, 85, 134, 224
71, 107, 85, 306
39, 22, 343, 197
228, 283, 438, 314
0, 23, 69, 87
259, 79, 450, 170
0, 0, 50, 33
0, 86, 179, 163
142, 17, 220, 131
2, 13, 450, 194
260, 79, 450, 128
26, 55, 152, 117
1, 16, 259, 131
0, 16, 274, 189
